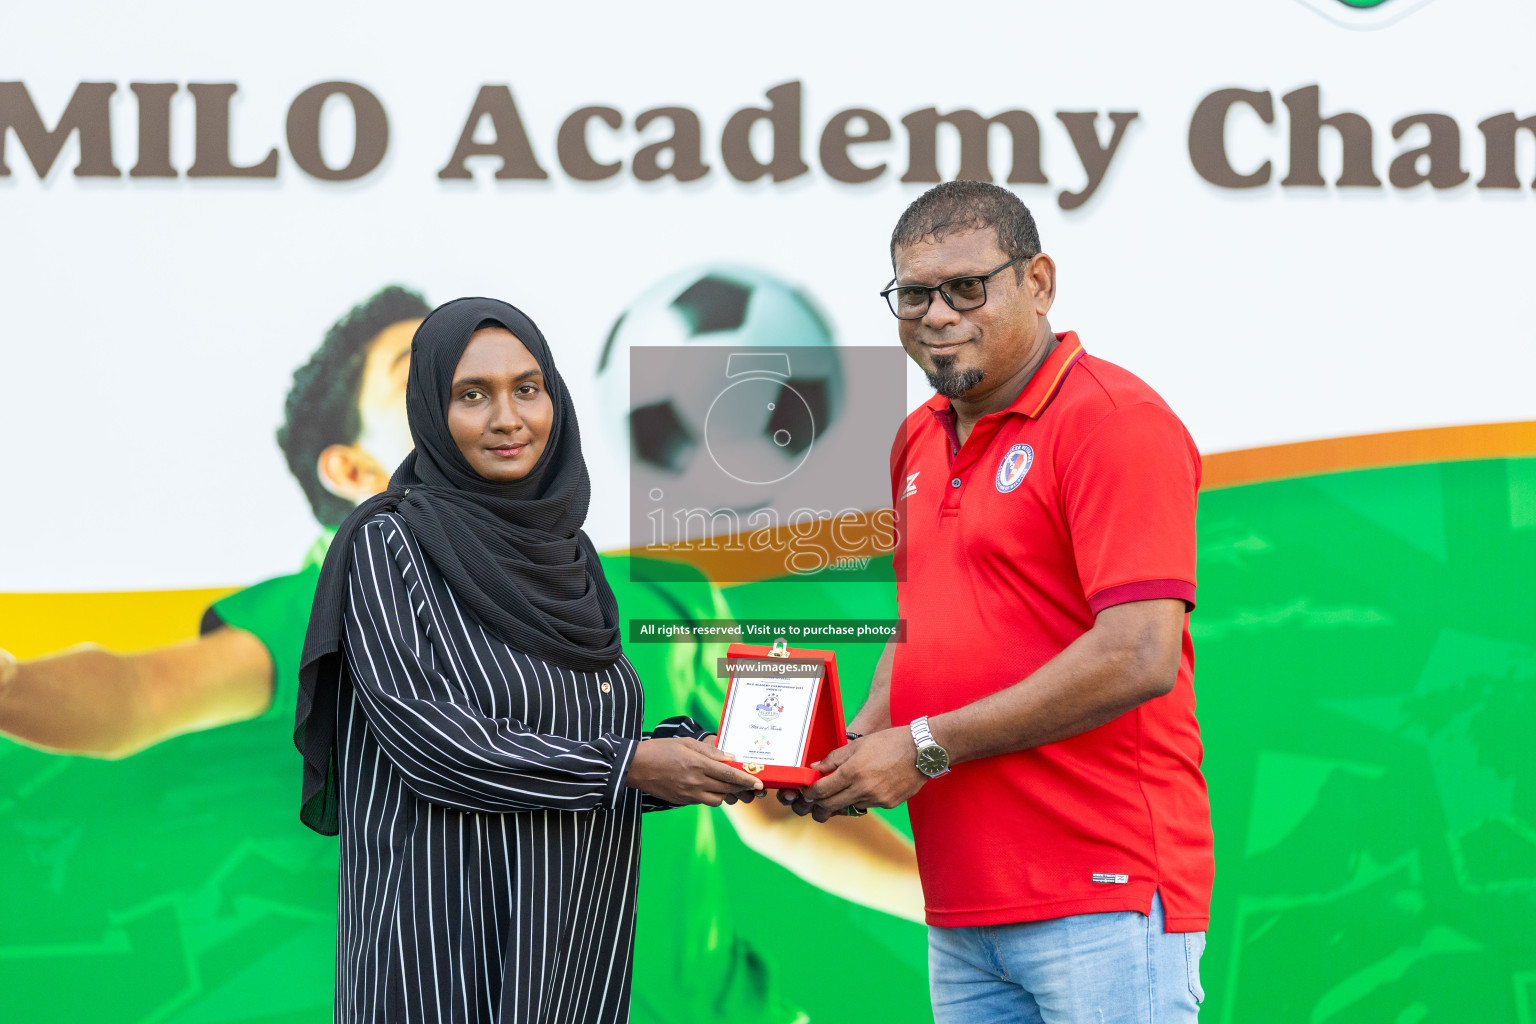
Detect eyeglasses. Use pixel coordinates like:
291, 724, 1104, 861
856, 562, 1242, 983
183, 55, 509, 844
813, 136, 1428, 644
879, 255, 1028, 320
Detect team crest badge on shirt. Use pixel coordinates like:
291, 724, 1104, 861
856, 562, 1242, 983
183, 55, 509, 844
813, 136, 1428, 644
995, 443, 1034, 493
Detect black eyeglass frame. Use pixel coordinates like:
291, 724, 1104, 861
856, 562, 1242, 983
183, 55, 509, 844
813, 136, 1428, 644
879, 255, 1031, 320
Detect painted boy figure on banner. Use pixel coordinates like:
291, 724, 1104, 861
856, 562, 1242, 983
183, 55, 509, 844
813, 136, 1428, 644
0, 290, 424, 761
0, 282, 927, 1024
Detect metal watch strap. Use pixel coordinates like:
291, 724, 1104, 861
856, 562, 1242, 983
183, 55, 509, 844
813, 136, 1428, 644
910, 715, 951, 777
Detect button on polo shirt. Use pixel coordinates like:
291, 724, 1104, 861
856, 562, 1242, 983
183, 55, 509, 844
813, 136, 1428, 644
888, 332, 1212, 933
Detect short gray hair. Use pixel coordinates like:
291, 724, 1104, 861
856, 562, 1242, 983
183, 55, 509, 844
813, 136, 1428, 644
890, 181, 1041, 275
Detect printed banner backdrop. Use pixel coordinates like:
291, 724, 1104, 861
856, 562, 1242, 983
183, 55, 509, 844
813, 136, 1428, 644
2, 1, 1533, 1021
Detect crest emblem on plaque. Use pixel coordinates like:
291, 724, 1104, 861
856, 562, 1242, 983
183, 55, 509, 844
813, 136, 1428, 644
756, 693, 785, 722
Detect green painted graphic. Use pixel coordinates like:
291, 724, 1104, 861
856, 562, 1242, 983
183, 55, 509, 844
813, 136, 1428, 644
1197, 457, 1536, 1021
3, 457, 1531, 1021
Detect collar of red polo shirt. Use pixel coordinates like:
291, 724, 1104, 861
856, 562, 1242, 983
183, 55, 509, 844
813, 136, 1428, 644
927, 332, 1085, 450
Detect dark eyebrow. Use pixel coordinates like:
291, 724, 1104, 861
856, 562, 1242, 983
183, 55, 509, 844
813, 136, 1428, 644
903, 269, 992, 287
451, 370, 544, 391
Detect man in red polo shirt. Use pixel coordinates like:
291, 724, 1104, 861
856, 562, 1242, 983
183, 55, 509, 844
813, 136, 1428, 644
790, 181, 1211, 1022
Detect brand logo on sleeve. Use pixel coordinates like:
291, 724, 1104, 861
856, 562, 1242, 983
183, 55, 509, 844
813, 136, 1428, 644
901, 472, 921, 499
995, 444, 1034, 493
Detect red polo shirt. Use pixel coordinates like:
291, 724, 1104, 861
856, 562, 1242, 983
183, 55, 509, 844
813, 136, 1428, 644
889, 332, 1212, 932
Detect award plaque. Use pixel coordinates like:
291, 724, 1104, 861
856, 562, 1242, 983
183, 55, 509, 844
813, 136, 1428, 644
716, 640, 847, 788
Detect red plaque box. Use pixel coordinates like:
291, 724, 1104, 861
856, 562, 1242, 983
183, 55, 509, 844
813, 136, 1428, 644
716, 641, 846, 788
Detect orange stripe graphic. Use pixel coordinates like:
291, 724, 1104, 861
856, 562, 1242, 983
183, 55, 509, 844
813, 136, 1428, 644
1200, 420, 1536, 491
3, 424, 1530, 614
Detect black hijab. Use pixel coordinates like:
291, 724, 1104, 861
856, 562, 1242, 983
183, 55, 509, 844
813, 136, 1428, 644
294, 297, 621, 835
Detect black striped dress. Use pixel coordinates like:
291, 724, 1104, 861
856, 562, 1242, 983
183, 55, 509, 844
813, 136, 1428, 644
333, 512, 702, 1023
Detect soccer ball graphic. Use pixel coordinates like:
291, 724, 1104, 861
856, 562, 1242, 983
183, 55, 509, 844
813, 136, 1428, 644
595, 265, 845, 530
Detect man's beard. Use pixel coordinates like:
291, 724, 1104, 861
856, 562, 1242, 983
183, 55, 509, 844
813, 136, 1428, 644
926, 355, 985, 399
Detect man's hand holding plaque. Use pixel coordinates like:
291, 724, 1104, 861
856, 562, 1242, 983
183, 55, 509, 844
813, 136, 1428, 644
780, 728, 929, 822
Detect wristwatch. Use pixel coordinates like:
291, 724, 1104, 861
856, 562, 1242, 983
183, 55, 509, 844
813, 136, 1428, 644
910, 716, 951, 778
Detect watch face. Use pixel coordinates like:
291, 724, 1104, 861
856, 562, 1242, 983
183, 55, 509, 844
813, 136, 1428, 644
915, 744, 950, 777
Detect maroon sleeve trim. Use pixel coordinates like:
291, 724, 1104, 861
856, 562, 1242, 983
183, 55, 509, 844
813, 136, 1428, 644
1088, 579, 1196, 615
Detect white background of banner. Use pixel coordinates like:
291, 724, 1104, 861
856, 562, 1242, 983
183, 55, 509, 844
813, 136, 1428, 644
1, 0, 1531, 589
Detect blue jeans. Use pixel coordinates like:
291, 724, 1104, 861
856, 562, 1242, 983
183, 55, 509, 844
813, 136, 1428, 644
928, 893, 1205, 1024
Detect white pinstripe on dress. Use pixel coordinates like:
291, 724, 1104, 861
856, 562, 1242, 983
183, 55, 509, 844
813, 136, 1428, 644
334, 512, 700, 1023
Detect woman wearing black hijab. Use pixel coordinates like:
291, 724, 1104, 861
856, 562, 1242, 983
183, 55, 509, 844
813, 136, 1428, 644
295, 298, 762, 1024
